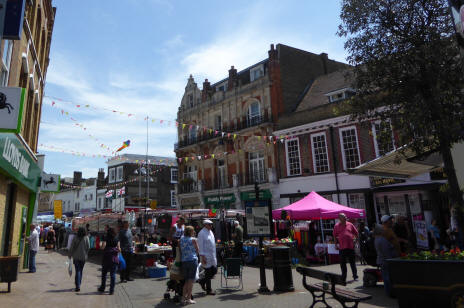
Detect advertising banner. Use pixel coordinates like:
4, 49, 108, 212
54, 200, 62, 219
245, 200, 271, 237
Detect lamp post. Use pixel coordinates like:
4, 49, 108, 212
256, 182, 270, 293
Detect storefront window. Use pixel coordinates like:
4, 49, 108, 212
409, 194, 421, 215
388, 195, 407, 216
348, 193, 365, 210
376, 197, 388, 216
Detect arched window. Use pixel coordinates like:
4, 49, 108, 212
247, 101, 261, 126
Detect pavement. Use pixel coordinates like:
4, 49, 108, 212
0, 247, 398, 308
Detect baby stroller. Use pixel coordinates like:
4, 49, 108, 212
164, 278, 185, 302
164, 262, 202, 302
362, 236, 383, 287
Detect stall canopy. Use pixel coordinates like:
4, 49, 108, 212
272, 191, 365, 220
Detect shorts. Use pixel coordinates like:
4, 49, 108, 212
181, 260, 198, 281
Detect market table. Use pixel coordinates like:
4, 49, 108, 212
134, 247, 172, 277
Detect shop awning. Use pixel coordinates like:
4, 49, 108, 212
349, 145, 443, 179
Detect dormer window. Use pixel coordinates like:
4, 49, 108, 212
250, 65, 264, 82
216, 82, 227, 92
325, 88, 355, 103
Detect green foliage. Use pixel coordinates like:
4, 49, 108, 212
403, 249, 464, 260
338, 0, 464, 154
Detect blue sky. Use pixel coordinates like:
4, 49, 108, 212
39, 0, 348, 178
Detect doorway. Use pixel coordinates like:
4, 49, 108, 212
2, 182, 17, 256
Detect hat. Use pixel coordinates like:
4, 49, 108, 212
203, 219, 213, 225
381, 215, 393, 223
233, 220, 239, 225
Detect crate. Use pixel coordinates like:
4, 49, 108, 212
147, 266, 167, 278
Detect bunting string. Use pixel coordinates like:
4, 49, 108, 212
45, 95, 293, 144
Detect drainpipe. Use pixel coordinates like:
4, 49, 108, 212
329, 126, 341, 202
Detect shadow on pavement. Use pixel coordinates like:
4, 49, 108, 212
76, 291, 102, 296
154, 300, 181, 308
45, 288, 75, 293
217, 291, 259, 301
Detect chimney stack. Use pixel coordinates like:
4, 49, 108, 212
201, 79, 212, 102
320, 53, 328, 74
73, 171, 82, 185
268, 44, 278, 61
227, 66, 238, 91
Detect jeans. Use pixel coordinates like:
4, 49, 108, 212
120, 251, 133, 280
381, 263, 393, 297
29, 250, 37, 272
74, 260, 85, 289
339, 249, 357, 282
101, 263, 117, 292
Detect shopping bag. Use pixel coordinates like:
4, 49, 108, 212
66, 258, 72, 277
118, 253, 126, 271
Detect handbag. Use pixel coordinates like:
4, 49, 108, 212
66, 257, 72, 277
118, 252, 126, 271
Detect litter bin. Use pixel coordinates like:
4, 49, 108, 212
0, 255, 20, 293
271, 246, 294, 292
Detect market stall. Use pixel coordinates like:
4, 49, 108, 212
272, 191, 366, 264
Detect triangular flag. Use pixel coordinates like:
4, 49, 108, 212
212, 154, 215, 159
182, 124, 186, 129
222, 132, 225, 137
227, 133, 231, 138
233, 134, 237, 139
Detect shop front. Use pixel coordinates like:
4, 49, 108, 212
0, 133, 41, 268
179, 196, 201, 209
204, 194, 236, 209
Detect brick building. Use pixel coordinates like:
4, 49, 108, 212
0, 0, 56, 263
106, 154, 177, 211
274, 69, 448, 229
175, 44, 347, 210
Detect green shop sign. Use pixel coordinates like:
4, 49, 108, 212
204, 194, 236, 206
0, 133, 41, 192
240, 189, 272, 201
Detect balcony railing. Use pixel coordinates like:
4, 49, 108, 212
178, 180, 198, 194
176, 114, 271, 150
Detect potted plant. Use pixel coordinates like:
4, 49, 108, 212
388, 249, 464, 308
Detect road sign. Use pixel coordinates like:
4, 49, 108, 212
0, 87, 25, 133
41, 172, 60, 192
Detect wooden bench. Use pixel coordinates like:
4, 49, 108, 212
296, 266, 372, 308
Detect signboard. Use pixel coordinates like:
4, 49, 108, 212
54, 200, 62, 219
3, 0, 26, 40
204, 194, 235, 206
0, 87, 25, 133
40, 172, 60, 192
0, 133, 41, 192
241, 189, 272, 201
369, 176, 405, 188
150, 200, 157, 210
245, 200, 271, 237
413, 219, 429, 249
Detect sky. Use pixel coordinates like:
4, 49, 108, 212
39, 0, 348, 178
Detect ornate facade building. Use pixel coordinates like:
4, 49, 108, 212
175, 44, 346, 210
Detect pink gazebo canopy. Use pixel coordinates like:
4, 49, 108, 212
272, 191, 365, 220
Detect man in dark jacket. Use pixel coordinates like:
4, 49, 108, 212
118, 221, 134, 282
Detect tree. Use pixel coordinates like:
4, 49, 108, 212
338, 0, 464, 231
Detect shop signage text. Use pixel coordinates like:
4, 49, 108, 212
0, 133, 41, 192
241, 189, 272, 201
370, 177, 405, 188
2, 136, 30, 177
204, 194, 235, 205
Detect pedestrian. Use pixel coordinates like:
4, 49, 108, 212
381, 215, 401, 255
26, 224, 39, 273
46, 226, 56, 252
98, 227, 120, 295
429, 219, 442, 251
232, 221, 243, 258
169, 217, 185, 258
118, 221, 134, 282
333, 213, 359, 282
68, 227, 90, 292
180, 226, 199, 305
374, 224, 398, 297
358, 221, 370, 265
393, 216, 410, 253
197, 219, 217, 295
